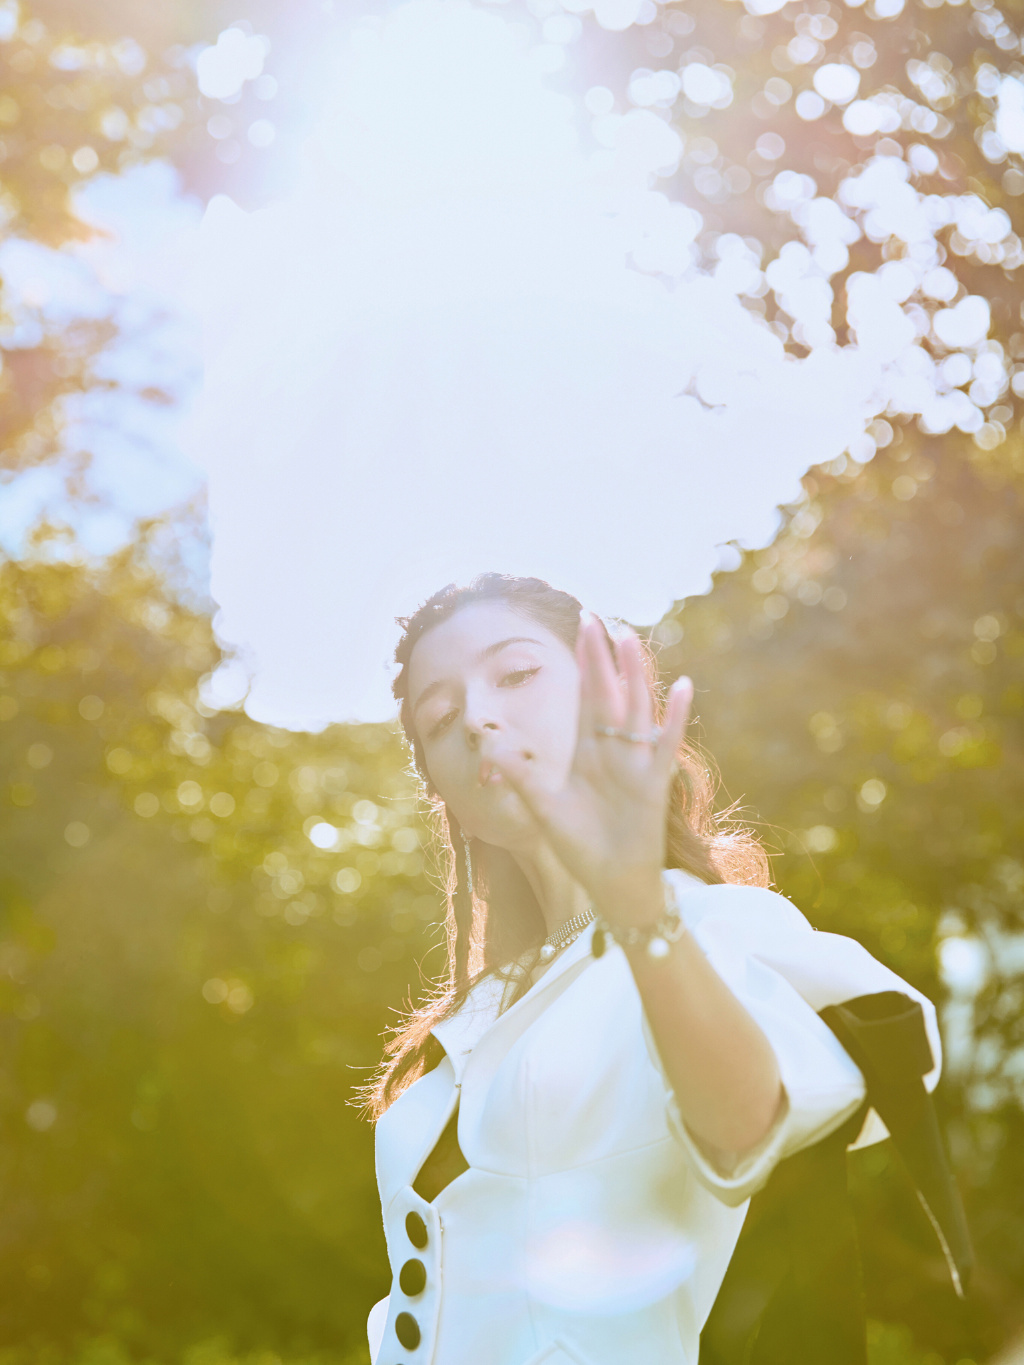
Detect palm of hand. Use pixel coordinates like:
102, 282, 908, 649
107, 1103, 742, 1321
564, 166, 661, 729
491, 616, 692, 921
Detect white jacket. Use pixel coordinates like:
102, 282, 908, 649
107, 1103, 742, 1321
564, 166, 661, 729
368, 870, 940, 1365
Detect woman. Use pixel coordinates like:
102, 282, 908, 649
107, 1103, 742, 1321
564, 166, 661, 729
363, 574, 939, 1365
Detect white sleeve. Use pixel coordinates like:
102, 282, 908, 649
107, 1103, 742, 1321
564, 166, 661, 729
643, 872, 942, 1208
367, 1295, 390, 1364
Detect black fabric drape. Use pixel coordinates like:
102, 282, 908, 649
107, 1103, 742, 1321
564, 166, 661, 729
700, 991, 972, 1365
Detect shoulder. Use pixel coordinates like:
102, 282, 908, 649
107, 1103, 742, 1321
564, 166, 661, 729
664, 870, 939, 1055
665, 869, 812, 940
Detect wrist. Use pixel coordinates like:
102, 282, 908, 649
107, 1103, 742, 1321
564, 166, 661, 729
593, 876, 686, 962
591, 869, 665, 927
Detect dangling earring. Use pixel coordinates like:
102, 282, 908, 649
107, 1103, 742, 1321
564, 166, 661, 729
462, 832, 474, 897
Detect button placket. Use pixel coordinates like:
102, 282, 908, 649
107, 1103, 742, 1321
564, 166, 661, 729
383, 1193, 441, 1363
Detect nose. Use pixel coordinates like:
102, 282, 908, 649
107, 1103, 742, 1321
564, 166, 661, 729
464, 719, 500, 750
462, 681, 502, 749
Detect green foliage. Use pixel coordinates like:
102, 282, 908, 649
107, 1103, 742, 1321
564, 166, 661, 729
639, 0, 1024, 352
4, 458, 1022, 1364
661, 425, 1024, 1359
0, 543, 437, 1363
0, 8, 208, 475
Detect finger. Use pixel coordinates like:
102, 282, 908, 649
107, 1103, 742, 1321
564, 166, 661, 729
655, 675, 693, 777
583, 615, 624, 728
618, 629, 653, 740
487, 747, 556, 826
575, 618, 597, 749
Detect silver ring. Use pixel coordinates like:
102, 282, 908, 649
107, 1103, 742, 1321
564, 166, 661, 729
594, 724, 661, 745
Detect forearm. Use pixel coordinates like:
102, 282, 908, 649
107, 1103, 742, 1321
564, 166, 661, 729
603, 881, 784, 1158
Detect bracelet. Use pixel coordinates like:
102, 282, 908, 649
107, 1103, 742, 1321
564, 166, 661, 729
592, 879, 687, 962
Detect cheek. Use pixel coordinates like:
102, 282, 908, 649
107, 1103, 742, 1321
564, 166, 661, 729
424, 747, 508, 841
421, 744, 461, 806
421, 737, 489, 825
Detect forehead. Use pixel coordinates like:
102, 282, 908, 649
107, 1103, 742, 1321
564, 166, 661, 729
407, 601, 564, 693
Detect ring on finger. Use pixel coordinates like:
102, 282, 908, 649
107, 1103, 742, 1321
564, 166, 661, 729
594, 724, 662, 745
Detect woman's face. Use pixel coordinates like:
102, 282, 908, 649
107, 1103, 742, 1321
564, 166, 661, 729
407, 601, 580, 849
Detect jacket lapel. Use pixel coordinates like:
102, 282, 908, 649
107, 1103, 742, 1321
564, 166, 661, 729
431, 922, 598, 1083
430, 867, 709, 1079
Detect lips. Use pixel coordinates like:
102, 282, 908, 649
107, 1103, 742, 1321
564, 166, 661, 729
477, 759, 502, 787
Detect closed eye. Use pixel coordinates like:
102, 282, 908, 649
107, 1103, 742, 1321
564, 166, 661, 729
501, 667, 540, 687
426, 667, 539, 738
428, 708, 458, 739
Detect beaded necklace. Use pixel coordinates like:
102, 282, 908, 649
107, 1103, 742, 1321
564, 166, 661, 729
538, 908, 594, 962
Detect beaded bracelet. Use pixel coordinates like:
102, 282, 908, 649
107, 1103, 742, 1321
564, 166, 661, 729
591, 879, 687, 961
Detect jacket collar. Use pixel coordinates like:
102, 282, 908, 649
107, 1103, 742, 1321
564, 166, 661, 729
431, 920, 597, 1078
429, 868, 709, 1077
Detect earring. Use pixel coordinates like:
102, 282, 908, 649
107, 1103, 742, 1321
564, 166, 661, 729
462, 832, 474, 896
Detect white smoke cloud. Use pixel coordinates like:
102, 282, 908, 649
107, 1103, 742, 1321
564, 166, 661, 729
187, 0, 891, 729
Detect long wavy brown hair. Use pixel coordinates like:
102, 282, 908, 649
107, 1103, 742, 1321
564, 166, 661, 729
361, 574, 768, 1121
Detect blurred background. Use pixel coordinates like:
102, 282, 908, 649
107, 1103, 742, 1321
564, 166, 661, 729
1, 0, 1023, 1363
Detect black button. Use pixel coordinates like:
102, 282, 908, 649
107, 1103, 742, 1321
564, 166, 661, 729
405, 1211, 428, 1248
399, 1258, 426, 1296
395, 1312, 421, 1350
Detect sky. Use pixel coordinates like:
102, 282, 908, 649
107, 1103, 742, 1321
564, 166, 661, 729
3, 0, 1010, 728
188, 0, 882, 727
0, 161, 206, 559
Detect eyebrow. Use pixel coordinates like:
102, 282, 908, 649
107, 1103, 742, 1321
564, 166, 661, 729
412, 637, 545, 716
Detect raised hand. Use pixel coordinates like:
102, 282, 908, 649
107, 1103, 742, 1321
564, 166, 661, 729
487, 614, 693, 926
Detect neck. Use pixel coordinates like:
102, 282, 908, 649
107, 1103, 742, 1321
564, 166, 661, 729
510, 839, 590, 936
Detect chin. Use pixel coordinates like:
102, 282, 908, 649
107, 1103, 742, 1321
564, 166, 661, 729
464, 785, 534, 849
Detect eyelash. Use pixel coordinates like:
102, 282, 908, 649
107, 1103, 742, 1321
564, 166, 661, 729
502, 666, 540, 688
427, 667, 540, 738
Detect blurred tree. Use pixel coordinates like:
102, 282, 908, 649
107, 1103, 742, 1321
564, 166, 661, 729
606, 3, 1024, 1358
657, 427, 1024, 1361
0, 535, 436, 1365
600, 0, 1024, 445
0, 6, 204, 476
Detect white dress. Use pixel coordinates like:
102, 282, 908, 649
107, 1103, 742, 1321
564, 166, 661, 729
368, 869, 940, 1365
